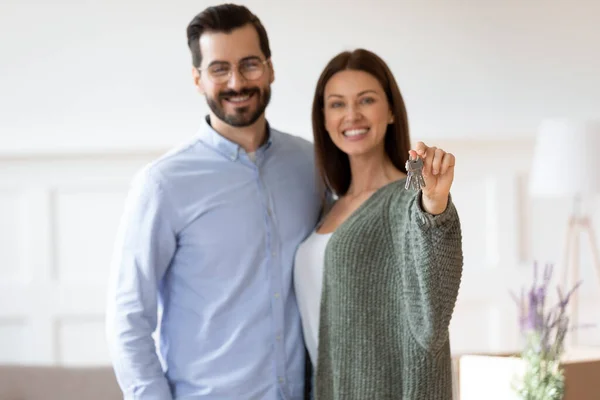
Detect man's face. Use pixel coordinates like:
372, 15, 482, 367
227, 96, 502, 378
194, 24, 274, 127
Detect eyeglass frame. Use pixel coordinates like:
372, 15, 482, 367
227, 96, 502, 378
197, 57, 271, 84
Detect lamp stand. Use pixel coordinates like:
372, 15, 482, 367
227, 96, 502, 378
561, 197, 600, 347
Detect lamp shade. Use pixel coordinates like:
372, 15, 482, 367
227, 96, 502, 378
529, 119, 600, 197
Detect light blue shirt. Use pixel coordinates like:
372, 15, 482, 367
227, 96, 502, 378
106, 117, 322, 400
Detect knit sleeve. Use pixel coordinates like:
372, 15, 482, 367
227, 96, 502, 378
389, 190, 463, 353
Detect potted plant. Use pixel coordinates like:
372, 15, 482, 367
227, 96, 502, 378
511, 262, 581, 400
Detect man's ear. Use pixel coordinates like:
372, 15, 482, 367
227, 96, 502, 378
192, 67, 205, 94
268, 59, 275, 84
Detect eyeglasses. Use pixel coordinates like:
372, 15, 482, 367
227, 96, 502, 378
198, 58, 270, 84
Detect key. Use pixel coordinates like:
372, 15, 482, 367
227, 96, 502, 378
405, 156, 426, 190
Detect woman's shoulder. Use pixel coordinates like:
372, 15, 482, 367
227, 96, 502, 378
381, 177, 415, 205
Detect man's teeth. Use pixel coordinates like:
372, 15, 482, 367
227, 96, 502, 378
228, 95, 250, 103
344, 128, 369, 137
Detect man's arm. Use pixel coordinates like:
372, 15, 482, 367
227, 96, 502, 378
106, 168, 177, 400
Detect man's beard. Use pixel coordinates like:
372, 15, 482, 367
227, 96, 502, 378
207, 86, 271, 127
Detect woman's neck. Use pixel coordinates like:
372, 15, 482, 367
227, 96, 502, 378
346, 152, 404, 197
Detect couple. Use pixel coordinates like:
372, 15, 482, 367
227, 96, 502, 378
106, 3, 463, 400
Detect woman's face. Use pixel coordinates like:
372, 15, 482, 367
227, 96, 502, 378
323, 70, 394, 158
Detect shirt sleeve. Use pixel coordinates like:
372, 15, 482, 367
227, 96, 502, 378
105, 167, 177, 400
390, 191, 463, 354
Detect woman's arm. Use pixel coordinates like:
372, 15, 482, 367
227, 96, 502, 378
390, 190, 463, 354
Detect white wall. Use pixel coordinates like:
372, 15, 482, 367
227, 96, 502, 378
1, 0, 599, 366
2, 0, 600, 154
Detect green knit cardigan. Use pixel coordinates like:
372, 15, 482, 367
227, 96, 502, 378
315, 180, 463, 399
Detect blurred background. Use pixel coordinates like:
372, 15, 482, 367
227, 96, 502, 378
1, 0, 599, 379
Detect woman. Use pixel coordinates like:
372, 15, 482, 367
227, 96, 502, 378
293, 49, 463, 399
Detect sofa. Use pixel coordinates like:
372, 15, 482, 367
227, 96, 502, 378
0, 365, 122, 400
0, 363, 460, 399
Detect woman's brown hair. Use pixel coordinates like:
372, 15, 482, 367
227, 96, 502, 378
312, 49, 411, 196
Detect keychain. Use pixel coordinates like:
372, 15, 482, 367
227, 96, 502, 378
405, 155, 426, 191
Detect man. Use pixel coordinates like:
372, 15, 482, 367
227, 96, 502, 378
106, 4, 321, 399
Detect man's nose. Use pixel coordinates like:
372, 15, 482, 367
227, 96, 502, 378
226, 68, 246, 92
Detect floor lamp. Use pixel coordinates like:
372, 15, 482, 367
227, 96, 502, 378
529, 119, 600, 347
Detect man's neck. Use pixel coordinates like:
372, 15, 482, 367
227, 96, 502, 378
208, 114, 268, 153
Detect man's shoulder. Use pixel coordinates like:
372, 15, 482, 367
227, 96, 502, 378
271, 127, 314, 154
134, 137, 206, 184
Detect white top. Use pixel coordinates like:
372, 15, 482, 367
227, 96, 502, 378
293, 230, 332, 367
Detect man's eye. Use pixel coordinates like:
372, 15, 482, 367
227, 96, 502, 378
242, 61, 261, 70
210, 66, 230, 75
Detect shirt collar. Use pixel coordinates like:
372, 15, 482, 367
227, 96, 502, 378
197, 116, 273, 161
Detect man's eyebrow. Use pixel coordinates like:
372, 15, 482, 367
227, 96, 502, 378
240, 55, 262, 62
207, 56, 262, 68
206, 60, 228, 68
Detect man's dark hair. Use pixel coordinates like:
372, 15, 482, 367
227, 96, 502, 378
186, 4, 271, 68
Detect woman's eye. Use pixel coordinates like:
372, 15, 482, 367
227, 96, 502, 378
361, 97, 375, 104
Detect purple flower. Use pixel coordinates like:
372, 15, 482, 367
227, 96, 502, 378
511, 262, 582, 358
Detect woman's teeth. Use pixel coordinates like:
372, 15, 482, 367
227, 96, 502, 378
344, 128, 369, 137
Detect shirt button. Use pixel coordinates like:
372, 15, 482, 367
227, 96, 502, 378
274, 293, 280, 299
279, 377, 284, 383
276, 335, 281, 341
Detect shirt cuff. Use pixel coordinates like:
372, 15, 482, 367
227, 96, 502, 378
123, 379, 173, 400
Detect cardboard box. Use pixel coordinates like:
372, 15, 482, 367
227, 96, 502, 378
453, 347, 600, 400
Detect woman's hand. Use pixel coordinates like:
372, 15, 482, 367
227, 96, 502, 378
409, 141, 455, 215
